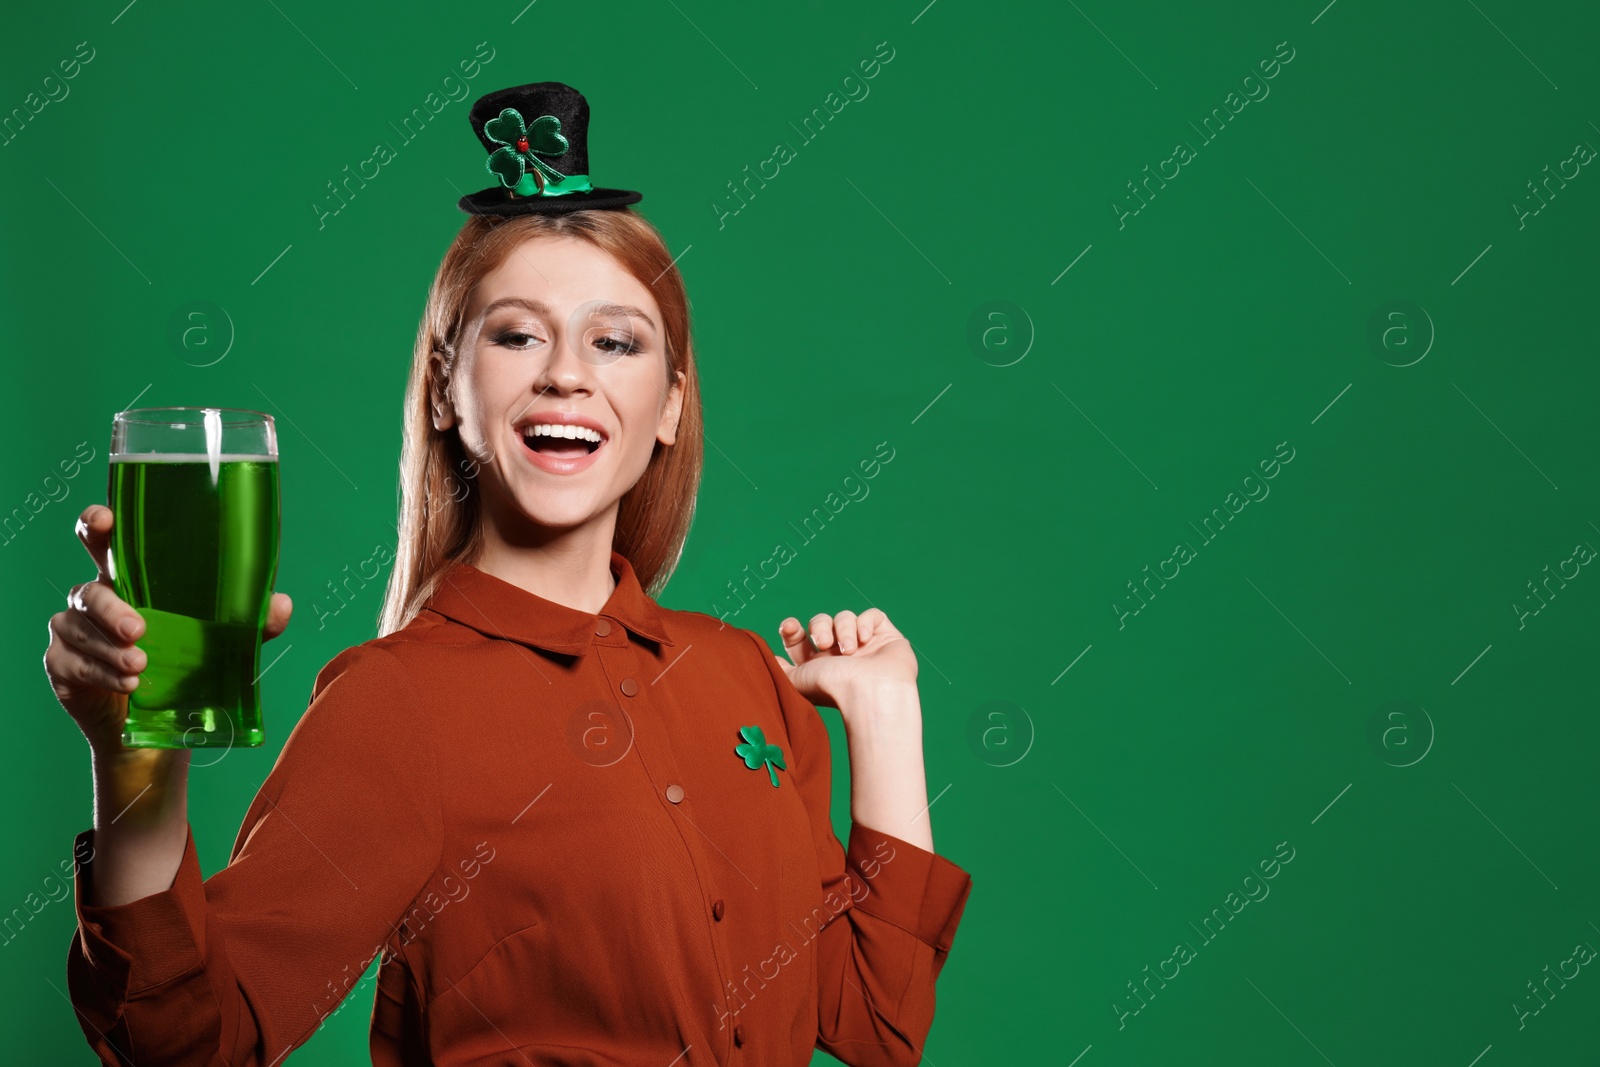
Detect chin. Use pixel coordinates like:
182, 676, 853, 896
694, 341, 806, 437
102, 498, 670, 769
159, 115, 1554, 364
509, 489, 610, 531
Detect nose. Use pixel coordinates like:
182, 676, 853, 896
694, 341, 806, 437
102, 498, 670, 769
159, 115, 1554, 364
532, 322, 595, 396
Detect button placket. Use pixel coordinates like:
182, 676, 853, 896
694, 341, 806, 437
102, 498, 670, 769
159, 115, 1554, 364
592, 640, 743, 1050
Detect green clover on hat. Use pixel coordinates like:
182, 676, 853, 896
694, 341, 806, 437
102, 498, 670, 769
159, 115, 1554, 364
735, 724, 786, 788
484, 107, 572, 195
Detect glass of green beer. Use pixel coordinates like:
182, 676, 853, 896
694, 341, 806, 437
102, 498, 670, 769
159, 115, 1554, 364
107, 407, 280, 748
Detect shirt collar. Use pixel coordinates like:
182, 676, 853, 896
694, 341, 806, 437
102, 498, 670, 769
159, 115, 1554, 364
422, 550, 674, 655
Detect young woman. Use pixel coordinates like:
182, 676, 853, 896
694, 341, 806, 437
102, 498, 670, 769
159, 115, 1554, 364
48, 82, 972, 1066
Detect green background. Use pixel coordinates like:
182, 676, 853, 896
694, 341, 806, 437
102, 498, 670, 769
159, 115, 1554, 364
4, 0, 1598, 1062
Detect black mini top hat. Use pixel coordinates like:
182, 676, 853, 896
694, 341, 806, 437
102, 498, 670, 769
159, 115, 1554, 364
456, 82, 642, 217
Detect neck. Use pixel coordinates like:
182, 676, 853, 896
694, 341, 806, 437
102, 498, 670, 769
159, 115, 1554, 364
471, 500, 619, 615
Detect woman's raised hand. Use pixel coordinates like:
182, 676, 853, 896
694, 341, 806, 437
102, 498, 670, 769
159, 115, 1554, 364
44, 503, 293, 755
774, 608, 918, 710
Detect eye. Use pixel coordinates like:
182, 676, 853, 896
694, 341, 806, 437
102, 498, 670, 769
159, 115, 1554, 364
493, 329, 545, 351
592, 333, 642, 356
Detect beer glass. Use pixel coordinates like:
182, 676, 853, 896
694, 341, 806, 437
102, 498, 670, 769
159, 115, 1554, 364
107, 408, 280, 748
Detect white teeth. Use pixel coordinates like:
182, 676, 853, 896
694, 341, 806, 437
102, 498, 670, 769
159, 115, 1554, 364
521, 423, 604, 444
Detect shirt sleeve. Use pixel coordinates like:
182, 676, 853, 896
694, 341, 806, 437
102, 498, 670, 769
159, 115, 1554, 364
744, 631, 973, 1067
64, 643, 445, 1067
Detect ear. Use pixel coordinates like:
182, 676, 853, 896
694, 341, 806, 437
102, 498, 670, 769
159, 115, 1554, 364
658, 369, 686, 446
428, 349, 457, 431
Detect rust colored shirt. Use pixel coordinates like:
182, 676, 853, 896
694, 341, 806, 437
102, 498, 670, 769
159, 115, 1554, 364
66, 551, 973, 1066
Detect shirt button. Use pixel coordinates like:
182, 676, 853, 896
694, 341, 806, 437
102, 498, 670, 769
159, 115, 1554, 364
619, 678, 639, 697
595, 618, 612, 637
733, 1024, 745, 1048
666, 784, 685, 804
712, 899, 725, 921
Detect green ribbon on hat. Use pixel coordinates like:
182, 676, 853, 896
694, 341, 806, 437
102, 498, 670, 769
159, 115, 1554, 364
483, 107, 594, 198
511, 172, 593, 197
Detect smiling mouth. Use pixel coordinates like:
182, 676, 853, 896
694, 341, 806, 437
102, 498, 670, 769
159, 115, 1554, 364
519, 425, 605, 459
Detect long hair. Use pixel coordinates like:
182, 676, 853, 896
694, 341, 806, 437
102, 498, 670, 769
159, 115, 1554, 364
376, 209, 703, 637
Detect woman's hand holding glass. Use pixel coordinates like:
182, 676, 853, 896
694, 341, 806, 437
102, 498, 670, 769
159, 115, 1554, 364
44, 503, 294, 757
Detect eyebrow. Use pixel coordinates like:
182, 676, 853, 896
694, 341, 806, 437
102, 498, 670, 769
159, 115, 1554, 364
478, 296, 656, 331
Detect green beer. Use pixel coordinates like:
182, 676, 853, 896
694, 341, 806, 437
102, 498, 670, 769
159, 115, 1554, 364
107, 409, 280, 748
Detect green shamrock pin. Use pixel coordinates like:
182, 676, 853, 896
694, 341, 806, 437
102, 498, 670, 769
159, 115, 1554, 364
735, 724, 786, 788
483, 107, 570, 193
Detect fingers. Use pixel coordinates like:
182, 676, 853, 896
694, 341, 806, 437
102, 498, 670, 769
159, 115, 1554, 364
857, 607, 886, 644
783, 609, 887, 658
808, 613, 834, 652
264, 592, 294, 641
54, 579, 146, 695
811, 610, 876, 653
44, 628, 142, 694
75, 504, 115, 581
69, 579, 144, 643
779, 617, 813, 665
50, 608, 146, 676
832, 610, 859, 653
